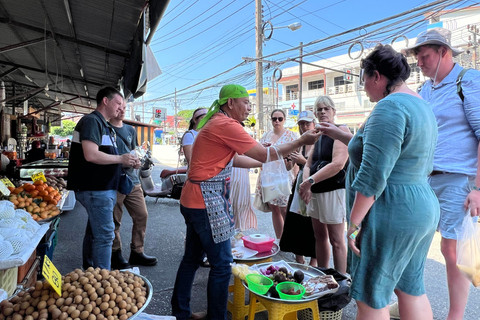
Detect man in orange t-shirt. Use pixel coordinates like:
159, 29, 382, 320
171, 84, 320, 320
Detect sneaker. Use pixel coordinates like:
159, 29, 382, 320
389, 302, 400, 319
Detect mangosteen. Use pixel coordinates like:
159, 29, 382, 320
294, 270, 305, 283
269, 285, 280, 298
278, 267, 289, 274
274, 272, 287, 283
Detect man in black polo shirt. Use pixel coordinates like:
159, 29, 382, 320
68, 87, 138, 270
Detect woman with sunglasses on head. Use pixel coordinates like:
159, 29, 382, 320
254, 109, 298, 239
320, 45, 439, 320
299, 96, 349, 275
181, 107, 208, 166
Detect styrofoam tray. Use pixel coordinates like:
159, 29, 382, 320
231, 246, 258, 260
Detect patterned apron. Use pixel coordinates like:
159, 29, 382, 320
199, 159, 235, 244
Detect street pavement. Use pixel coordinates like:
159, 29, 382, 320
52, 145, 480, 319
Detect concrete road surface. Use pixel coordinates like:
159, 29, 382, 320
52, 145, 480, 319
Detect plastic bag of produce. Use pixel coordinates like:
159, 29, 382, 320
455, 213, 480, 287
0, 201, 15, 220
261, 147, 291, 203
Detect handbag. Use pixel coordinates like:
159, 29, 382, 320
118, 171, 134, 195
170, 175, 184, 200
261, 147, 291, 203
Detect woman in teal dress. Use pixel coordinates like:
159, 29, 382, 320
320, 44, 440, 319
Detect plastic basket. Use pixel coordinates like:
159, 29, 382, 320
276, 281, 306, 300
0, 267, 18, 297
36, 230, 57, 280
246, 274, 273, 295
298, 309, 343, 320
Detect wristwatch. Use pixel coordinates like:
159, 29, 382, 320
307, 177, 315, 184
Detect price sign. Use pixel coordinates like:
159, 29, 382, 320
31, 172, 47, 182
0, 180, 10, 196
1, 178, 15, 188
42, 255, 62, 296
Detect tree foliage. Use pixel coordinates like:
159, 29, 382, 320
51, 120, 76, 137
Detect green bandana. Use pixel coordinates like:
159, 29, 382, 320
197, 84, 249, 129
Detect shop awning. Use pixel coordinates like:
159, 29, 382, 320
0, 0, 169, 118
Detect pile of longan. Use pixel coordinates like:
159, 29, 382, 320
0, 268, 148, 320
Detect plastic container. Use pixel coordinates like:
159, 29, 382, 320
246, 274, 273, 295
242, 235, 275, 253
276, 281, 306, 300
61, 191, 76, 211
0, 267, 18, 297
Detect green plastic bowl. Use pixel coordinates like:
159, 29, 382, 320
276, 281, 306, 300
246, 273, 273, 295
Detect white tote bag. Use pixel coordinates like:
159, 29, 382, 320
261, 147, 291, 203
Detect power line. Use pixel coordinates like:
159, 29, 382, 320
154, 1, 254, 53
158, 0, 200, 30
152, 0, 232, 44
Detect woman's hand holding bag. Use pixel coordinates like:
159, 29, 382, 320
261, 147, 291, 203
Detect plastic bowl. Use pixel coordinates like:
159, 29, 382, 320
276, 281, 306, 300
246, 273, 274, 295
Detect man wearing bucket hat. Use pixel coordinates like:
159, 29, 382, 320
170, 84, 321, 320
398, 27, 480, 320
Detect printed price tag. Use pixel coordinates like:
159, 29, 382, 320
0, 178, 15, 188
0, 180, 10, 196
31, 172, 47, 182
42, 255, 62, 296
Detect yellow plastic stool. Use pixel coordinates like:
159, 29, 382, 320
247, 291, 321, 320
227, 257, 272, 320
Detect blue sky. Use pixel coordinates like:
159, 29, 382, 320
142, 0, 473, 116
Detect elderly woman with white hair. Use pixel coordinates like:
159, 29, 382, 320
299, 95, 349, 274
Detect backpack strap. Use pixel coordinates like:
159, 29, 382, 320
456, 68, 471, 102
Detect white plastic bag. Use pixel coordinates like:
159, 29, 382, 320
261, 147, 291, 203
456, 213, 480, 287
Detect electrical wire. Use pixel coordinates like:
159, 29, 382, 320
154, 1, 254, 53
157, 0, 200, 30
152, 0, 232, 44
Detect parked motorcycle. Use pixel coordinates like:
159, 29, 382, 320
137, 145, 187, 200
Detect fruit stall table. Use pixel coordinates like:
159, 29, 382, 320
244, 262, 344, 320
228, 242, 279, 320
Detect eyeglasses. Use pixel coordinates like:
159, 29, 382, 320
271, 117, 284, 122
316, 107, 332, 112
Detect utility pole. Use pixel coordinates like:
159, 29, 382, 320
255, 0, 263, 137
174, 88, 178, 145
299, 42, 303, 112
467, 25, 480, 69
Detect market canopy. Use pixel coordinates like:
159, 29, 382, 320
0, 0, 169, 120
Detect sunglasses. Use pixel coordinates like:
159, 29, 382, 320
271, 117, 284, 122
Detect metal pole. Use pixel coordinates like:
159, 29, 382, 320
174, 88, 178, 145
299, 42, 303, 112
255, 0, 264, 137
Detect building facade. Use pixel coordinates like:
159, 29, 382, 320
271, 7, 480, 132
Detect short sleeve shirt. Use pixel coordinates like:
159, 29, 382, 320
111, 123, 140, 185
67, 111, 121, 191
180, 114, 258, 209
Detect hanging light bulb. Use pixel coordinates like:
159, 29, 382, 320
55, 96, 59, 102
60, 100, 64, 105
44, 83, 49, 91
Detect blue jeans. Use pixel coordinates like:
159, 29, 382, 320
76, 190, 116, 270
171, 205, 233, 320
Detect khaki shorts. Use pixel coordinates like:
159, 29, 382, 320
307, 189, 346, 224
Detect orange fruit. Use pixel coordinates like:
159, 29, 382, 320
33, 180, 44, 186
39, 190, 48, 197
